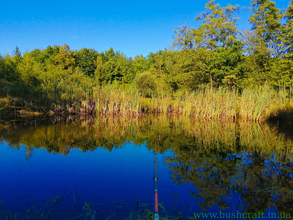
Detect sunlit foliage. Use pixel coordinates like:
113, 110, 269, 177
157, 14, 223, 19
0, 0, 293, 120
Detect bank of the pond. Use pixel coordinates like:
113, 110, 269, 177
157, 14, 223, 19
1, 86, 293, 122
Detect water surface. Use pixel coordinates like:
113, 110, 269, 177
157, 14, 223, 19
0, 116, 292, 219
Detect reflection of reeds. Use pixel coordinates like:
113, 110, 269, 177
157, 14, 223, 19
1, 115, 293, 160
1, 116, 293, 219
239, 121, 293, 156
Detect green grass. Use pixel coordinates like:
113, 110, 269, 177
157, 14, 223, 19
2, 83, 293, 123
94, 85, 293, 122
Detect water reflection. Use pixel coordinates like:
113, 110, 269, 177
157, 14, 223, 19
0, 115, 293, 219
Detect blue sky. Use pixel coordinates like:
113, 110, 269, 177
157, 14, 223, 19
0, 0, 291, 58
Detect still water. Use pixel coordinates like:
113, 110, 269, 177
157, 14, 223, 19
0, 115, 292, 219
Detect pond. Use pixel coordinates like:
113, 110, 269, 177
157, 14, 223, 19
0, 115, 292, 219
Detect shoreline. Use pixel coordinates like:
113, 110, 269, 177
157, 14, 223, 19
1, 86, 293, 124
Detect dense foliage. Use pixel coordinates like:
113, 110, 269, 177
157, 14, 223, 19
0, 0, 292, 116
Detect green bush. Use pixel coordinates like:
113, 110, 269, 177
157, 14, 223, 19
135, 72, 157, 97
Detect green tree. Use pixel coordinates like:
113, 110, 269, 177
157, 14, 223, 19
243, 0, 284, 86
74, 48, 99, 77
28, 46, 60, 69
94, 56, 105, 85
39, 64, 66, 102
283, 1, 293, 58
95, 50, 134, 85
147, 51, 174, 95
131, 55, 149, 75
0, 55, 5, 80
210, 42, 245, 88
173, 0, 240, 51
17, 53, 42, 86
271, 1, 293, 86
170, 49, 208, 90
52, 44, 75, 74
249, 0, 282, 57
100, 47, 115, 63
172, 0, 243, 88
0, 54, 19, 81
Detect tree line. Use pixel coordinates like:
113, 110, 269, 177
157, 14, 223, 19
0, 0, 292, 112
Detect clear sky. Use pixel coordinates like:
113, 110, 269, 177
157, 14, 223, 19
0, 0, 291, 58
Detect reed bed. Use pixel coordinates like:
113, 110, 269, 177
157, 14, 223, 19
2, 82, 293, 122
268, 86, 293, 123
239, 85, 276, 121
95, 85, 140, 115
95, 86, 238, 118
94, 85, 293, 122
187, 87, 237, 119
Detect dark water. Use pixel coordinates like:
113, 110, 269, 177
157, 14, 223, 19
0, 116, 292, 220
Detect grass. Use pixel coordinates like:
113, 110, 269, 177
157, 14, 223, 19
0, 193, 193, 220
239, 85, 275, 121
95, 85, 239, 118
94, 85, 293, 122
2, 84, 293, 123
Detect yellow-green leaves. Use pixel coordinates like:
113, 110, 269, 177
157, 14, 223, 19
52, 44, 75, 74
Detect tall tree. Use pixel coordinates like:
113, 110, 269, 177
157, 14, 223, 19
249, 0, 282, 57
283, 0, 293, 58
0, 54, 19, 81
172, 0, 243, 88
269, 1, 293, 87
243, 0, 285, 86
170, 49, 210, 90
173, 0, 240, 51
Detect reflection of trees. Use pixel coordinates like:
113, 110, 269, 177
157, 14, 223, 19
239, 153, 293, 214
1, 115, 293, 214
0, 120, 130, 155
164, 137, 293, 215
165, 141, 243, 211
1, 115, 293, 158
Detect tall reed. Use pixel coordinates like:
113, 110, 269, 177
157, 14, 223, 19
92, 85, 293, 122
239, 85, 276, 121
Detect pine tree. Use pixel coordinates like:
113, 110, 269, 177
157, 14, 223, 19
13, 46, 22, 61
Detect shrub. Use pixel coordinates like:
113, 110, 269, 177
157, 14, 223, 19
135, 72, 157, 97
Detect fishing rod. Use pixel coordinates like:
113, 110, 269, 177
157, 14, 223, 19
154, 150, 159, 220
